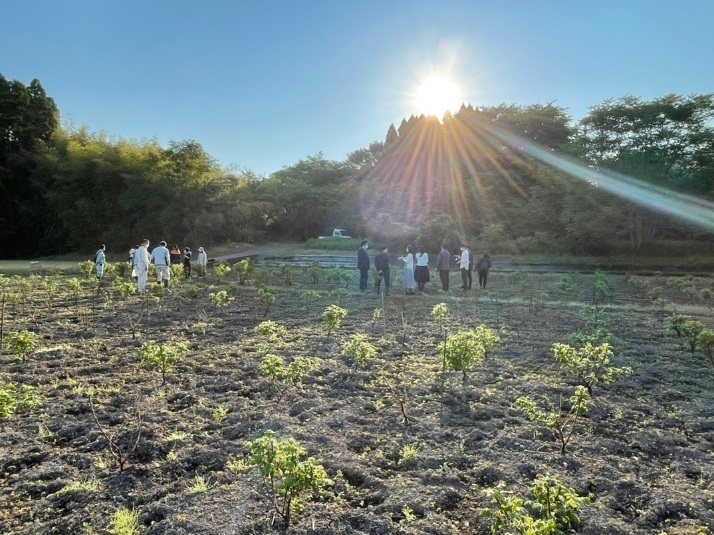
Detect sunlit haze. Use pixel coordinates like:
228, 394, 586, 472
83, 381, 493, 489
413, 75, 463, 118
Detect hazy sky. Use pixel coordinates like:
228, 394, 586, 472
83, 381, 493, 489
2, 0, 712, 175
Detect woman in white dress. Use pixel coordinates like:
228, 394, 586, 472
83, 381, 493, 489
397, 245, 416, 295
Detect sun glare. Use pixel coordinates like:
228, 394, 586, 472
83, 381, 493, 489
413, 75, 462, 119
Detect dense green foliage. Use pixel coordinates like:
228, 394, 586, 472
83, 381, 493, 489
2, 72, 712, 257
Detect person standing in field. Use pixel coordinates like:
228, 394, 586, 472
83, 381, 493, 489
170, 244, 182, 265
414, 245, 430, 292
398, 245, 416, 295
197, 247, 207, 277
374, 245, 390, 296
151, 240, 171, 288
435, 243, 451, 292
183, 247, 192, 278
475, 251, 493, 289
134, 239, 150, 293
357, 240, 370, 292
129, 245, 139, 279
95, 244, 106, 281
455, 244, 471, 291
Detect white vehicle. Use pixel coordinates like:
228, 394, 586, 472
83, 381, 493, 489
318, 228, 352, 239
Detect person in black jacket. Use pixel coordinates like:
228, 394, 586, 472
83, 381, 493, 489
435, 243, 451, 291
374, 246, 390, 296
475, 252, 493, 289
357, 240, 370, 292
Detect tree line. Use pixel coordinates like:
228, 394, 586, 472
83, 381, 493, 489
1, 72, 712, 258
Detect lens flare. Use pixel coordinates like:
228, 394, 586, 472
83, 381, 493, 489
413, 75, 462, 118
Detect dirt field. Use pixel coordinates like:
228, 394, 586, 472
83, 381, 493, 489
0, 267, 712, 534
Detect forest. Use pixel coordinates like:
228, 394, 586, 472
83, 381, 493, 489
1, 73, 713, 258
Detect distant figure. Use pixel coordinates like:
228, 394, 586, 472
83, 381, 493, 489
475, 252, 493, 289
95, 244, 106, 280
183, 247, 192, 278
170, 244, 182, 265
134, 239, 150, 293
374, 246, 390, 296
414, 245, 430, 291
398, 245, 416, 295
129, 245, 139, 279
435, 243, 451, 292
151, 240, 171, 288
357, 240, 370, 292
455, 244, 471, 291
197, 247, 207, 277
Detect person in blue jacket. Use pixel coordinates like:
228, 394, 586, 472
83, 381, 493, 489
95, 244, 106, 280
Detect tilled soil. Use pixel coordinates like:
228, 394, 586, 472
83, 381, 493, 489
0, 270, 713, 534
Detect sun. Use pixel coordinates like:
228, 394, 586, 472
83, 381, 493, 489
413, 75, 462, 118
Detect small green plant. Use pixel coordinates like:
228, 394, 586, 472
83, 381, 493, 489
397, 443, 420, 468
244, 431, 332, 526
552, 273, 576, 295
195, 264, 207, 278
41, 278, 59, 305
482, 475, 590, 534
301, 290, 321, 313
700, 288, 712, 302
439, 326, 499, 380
113, 278, 136, 299
431, 302, 448, 326
552, 342, 631, 396
212, 405, 229, 423
6, 330, 39, 362
188, 474, 212, 494
235, 259, 251, 284
698, 329, 714, 366
322, 304, 347, 336
109, 507, 141, 535
401, 505, 417, 523
281, 264, 294, 286
261, 354, 312, 403
138, 340, 188, 385
593, 270, 611, 304
668, 314, 688, 337
682, 320, 705, 353
209, 289, 234, 308
58, 477, 100, 494
326, 267, 351, 288
253, 266, 269, 285
255, 320, 288, 341
371, 307, 382, 327
258, 287, 276, 316
373, 357, 420, 424
307, 261, 322, 286
514, 386, 590, 454
78, 260, 95, 279
0, 382, 41, 418
67, 277, 83, 307
342, 334, 377, 368
214, 261, 231, 282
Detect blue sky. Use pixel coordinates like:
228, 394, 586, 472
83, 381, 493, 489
2, 0, 712, 175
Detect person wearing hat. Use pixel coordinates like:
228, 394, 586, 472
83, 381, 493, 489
197, 247, 207, 277
150, 240, 171, 288
134, 239, 150, 293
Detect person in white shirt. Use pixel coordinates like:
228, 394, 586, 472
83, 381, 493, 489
397, 245, 416, 295
134, 239, 150, 293
414, 245, 430, 291
150, 240, 171, 288
129, 246, 138, 279
197, 247, 207, 277
455, 245, 471, 291
94, 244, 106, 281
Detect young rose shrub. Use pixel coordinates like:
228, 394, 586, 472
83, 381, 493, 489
260, 354, 312, 402
514, 386, 590, 455
553, 342, 631, 396
307, 261, 322, 286
138, 341, 188, 385
6, 330, 39, 362
482, 475, 589, 533
214, 262, 231, 282
0, 381, 41, 418
698, 329, 714, 366
322, 305, 347, 336
209, 290, 234, 308
245, 431, 332, 526
681, 320, 705, 353
235, 259, 251, 284
439, 326, 499, 380
342, 334, 377, 368
78, 260, 95, 279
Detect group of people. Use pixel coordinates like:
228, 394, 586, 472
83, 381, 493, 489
94, 241, 207, 293
357, 240, 492, 296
